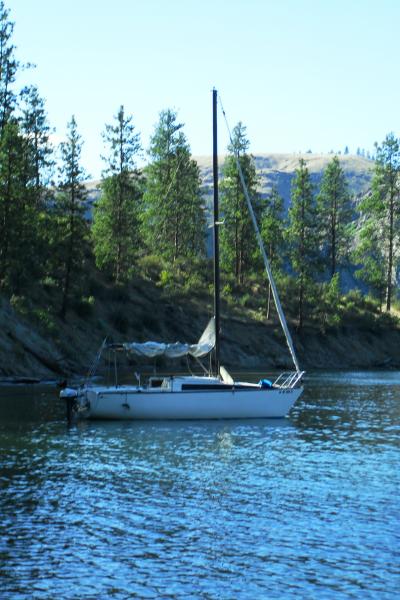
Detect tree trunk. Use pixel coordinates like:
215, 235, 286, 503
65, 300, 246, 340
298, 274, 304, 331
386, 190, 395, 312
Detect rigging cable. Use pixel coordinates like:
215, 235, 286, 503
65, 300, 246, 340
218, 94, 301, 373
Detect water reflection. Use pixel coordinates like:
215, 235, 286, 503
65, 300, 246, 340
1, 372, 399, 599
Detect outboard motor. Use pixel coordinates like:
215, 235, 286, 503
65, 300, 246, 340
60, 387, 79, 423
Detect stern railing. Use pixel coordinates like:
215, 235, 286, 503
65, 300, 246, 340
273, 371, 305, 389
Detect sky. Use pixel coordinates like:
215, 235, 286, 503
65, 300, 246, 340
8, 0, 400, 180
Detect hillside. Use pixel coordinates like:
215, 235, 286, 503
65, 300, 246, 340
196, 152, 374, 210
1, 275, 400, 382
83, 153, 374, 218
0, 151, 388, 382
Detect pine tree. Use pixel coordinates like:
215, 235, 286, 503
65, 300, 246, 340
287, 159, 320, 329
142, 108, 205, 263
356, 133, 400, 311
0, 1, 18, 133
20, 85, 54, 188
317, 156, 353, 278
50, 116, 89, 319
261, 187, 285, 318
220, 121, 260, 285
0, 119, 27, 289
354, 220, 386, 309
93, 105, 143, 282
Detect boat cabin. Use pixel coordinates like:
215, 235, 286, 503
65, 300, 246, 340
149, 375, 223, 392
147, 375, 261, 392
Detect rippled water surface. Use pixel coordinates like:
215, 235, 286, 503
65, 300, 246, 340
1, 372, 399, 599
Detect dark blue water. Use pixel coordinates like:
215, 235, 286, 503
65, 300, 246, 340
0, 372, 399, 599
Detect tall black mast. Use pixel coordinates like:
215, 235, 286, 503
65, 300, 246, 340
212, 88, 220, 376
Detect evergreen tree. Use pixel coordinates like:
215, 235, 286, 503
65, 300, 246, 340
261, 187, 285, 318
93, 105, 143, 282
287, 159, 320, 329
0, 5, 48, 294
356, 133, 400, 311
142, 108, 205, 263
261, 187, 285, 272
50, 116, 89, 319
354, 220, 386, 309
0, 1, 18, 133
0, 119, 27, 289
18, 86, 55, 291
317, 156, 353, 278
20, 85, 54, 188
220, 121, 260, 285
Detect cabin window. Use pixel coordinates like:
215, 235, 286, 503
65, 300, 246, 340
149, 378, 163, 388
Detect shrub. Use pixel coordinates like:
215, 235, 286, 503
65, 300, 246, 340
10, 294, 29, 315
159, 269, 174, 288
138, 255, 164, 282
32, 307, 57, 334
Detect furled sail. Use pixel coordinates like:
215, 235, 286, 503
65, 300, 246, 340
123, 318, 215, 359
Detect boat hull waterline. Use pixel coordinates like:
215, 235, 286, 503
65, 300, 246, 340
68, 385, 303, 420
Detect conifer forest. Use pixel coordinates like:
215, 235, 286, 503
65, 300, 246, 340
1, 0, 400, 363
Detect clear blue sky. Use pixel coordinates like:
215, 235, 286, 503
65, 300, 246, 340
9, 0, 400, 179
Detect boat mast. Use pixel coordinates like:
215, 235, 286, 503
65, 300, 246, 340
212, 88, 221, 376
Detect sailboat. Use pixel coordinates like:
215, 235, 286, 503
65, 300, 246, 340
61, 90, 304, 420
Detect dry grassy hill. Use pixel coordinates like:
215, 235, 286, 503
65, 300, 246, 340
196, 152, 374, 210
84, 153, 374, 216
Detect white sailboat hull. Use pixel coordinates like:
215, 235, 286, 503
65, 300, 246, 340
77, 385, 303, 420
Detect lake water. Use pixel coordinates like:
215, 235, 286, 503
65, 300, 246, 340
0, 372, 399, 599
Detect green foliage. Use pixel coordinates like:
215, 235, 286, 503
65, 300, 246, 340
138, 254, 165, 282
0, 0, 399, 344
93, 175, 142, 281
142, 108, 206, 263
317, 156, 353, 277
47, 116, 90, 319
355, 133, 400, 311
93, 106, 144, 283
286, 159, 320, 328
10, 293, 29, 315
220, 122, 261, 285
0, 1, 18, 132
20, 85, 54, 187
32, 306, 57, 335
261, 187, 285, 273
0, 119, 47, 292
314, 274, 342, 331
353, 219, 386, 308
158, 269, 173, 288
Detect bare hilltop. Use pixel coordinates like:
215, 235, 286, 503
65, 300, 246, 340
196, 152, 374, 208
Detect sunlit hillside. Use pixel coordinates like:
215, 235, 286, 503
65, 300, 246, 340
196, 152, 374, 210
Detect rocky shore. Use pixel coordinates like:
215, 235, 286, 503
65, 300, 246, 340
1, 290, 399, 383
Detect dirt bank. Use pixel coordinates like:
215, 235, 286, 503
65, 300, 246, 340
1, 287, 399, 381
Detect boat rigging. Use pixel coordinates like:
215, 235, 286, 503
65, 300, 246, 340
61, 89, 304, 421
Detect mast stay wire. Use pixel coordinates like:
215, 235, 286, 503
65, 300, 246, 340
217, 94, 301, 373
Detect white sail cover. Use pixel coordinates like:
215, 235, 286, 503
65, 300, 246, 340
123, 318, 215, 359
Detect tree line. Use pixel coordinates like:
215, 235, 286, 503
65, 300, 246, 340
1, 1, 399, 333
217, 120, 400, 329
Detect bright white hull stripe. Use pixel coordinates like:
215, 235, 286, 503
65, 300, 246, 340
78, 385, 303, 420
